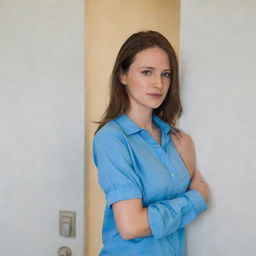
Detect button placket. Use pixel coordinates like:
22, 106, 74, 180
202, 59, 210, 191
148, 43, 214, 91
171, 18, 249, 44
139, 130, 178, 194
140, 130, 176, 171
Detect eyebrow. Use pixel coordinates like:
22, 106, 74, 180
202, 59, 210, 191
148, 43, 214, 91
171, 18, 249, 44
139, 66, 171, 71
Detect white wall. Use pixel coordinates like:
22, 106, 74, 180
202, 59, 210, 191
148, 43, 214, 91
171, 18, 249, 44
180, 0, 256, 255
0, 1, 85, 255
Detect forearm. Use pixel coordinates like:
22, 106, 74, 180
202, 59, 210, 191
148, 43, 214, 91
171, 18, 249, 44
131, 207, 152, 238
126, 190, 207, 240
122, 207, 151, 240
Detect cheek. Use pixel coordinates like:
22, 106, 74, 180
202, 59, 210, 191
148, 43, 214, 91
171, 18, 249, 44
164, 82, 171, 92
127, 76, 146, 93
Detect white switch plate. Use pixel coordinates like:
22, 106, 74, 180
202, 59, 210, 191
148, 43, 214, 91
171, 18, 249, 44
59, 210, 76, 237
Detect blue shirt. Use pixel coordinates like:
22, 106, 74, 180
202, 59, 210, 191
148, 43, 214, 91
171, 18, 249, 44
93, 113, 207, 256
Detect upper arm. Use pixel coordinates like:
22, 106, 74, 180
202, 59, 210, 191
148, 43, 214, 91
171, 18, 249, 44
170, 130, 196, 179
93, 129, 151, 239
93, 129, 143, 208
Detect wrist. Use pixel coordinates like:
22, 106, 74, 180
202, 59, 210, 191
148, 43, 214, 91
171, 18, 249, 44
184, 190, 208, 215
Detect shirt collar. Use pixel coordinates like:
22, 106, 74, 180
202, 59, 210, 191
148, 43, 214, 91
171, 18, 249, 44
114, 113, 171, 136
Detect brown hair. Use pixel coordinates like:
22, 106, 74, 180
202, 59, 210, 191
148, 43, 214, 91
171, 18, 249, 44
94, 30, 182, 134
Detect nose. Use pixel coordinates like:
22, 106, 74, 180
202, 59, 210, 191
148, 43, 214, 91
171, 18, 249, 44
152, 73, 163, 90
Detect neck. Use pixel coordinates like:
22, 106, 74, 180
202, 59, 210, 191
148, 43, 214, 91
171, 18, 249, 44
125, 107, 156, 133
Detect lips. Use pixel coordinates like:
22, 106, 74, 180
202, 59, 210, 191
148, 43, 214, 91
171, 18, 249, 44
147, 93, 162, 98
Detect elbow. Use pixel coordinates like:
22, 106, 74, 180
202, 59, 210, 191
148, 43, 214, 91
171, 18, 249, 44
113, 203, 149, 240
120, 232, 133, 240
118, 225, 137, 240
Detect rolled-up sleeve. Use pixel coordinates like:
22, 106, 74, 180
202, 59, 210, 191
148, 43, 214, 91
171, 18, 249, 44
93, 130, 142, 208
147, 189, 207, 239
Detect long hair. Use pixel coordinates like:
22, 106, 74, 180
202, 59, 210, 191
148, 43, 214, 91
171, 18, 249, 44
94, 30, 182, 134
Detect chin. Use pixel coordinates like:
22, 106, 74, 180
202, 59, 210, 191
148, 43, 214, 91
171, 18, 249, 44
137, 98, 164, 110
150, 100, 164, 108
147, 103, 163, 109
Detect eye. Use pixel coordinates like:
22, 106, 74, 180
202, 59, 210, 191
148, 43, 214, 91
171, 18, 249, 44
142, 70, 152, 75
162, 72, 171, 78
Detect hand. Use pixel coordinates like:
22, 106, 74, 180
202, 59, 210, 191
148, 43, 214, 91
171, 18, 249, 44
171, 129, 196, 178
189, 170, 209, 203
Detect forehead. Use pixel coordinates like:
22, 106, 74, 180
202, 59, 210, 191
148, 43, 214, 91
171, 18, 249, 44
131, 47, 170, 68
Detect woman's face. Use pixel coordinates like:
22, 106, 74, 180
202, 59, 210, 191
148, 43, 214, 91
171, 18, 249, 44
120, 47, 171, 112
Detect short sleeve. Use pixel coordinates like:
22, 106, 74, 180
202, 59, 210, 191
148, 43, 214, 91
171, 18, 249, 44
93, 129, 142, 208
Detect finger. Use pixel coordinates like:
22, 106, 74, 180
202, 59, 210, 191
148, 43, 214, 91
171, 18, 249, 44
175, 133, 182, 141
179, 131, 192, 142
171, 129, 182, 140
177, 129, 184, 136
170, 132, 180, 142
171, 137, 180, 147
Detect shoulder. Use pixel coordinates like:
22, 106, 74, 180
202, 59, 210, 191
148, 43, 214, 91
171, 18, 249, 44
93, 119, 128, 146
92, 120, 131, 164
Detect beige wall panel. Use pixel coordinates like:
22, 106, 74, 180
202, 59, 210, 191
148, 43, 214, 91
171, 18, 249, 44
85, 1, 180, 255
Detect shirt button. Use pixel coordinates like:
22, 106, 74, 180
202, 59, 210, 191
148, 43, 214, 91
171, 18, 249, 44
141, 130, 144, 133
171, 173, 174, 177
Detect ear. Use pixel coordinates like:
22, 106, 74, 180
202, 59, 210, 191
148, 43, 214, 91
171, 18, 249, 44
119, 71, 128, 85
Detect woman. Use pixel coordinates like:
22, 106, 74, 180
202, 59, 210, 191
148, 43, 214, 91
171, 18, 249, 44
92, 30, 209, 256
